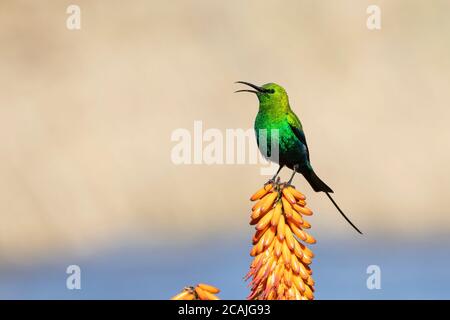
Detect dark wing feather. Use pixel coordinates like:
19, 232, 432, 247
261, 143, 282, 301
287, 112, 310, 161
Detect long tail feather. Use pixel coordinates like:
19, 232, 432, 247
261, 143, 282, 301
304, 170, 333, 193
325, 192, 363, 234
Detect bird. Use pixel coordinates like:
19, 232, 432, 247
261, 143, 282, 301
235, 81, 362, 234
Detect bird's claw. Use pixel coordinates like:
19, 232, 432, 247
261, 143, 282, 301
265, 176, 281, 186
279, 180, 294, 189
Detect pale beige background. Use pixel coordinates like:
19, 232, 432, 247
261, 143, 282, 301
1, 0, 450, 262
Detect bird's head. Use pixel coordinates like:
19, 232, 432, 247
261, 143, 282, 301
235, 81, 289, 109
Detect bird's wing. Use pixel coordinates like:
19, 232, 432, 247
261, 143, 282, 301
287, 112, 310, 161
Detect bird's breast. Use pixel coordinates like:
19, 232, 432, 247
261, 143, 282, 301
254, 112, 307, 166
255, 114, 293, 154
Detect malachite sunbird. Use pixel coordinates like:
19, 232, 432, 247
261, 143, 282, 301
236, 81, 362, 234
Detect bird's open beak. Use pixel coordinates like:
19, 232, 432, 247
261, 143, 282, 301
235, 81, 268, 94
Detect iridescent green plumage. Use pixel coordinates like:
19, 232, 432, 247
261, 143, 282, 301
254, 83, 315, 178
236, 81, 362, 234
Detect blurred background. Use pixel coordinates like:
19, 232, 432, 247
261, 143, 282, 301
1, 0, 450, 299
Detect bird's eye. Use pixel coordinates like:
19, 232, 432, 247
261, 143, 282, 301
267, 89, 275, 94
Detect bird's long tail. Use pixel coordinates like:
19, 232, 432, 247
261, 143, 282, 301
304, 170, 333, 193
304, 170, 362, 234
325, 192, 363, 234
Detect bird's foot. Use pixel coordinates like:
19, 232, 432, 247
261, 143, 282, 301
281, 181, 295, 189
265, 176, 278, 185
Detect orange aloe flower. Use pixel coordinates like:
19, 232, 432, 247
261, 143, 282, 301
171, 283, 221, 300
246, 182, 315, 300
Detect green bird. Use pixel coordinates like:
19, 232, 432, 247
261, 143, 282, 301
236, 81, 362, 234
